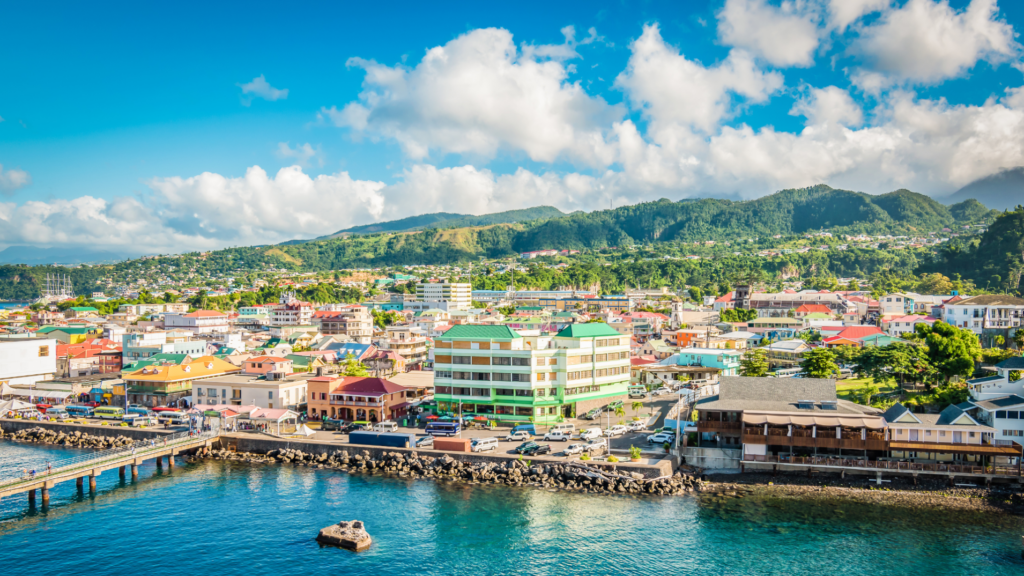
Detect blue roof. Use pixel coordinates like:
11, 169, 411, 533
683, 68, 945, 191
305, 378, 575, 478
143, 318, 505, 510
325, 342, 374, 359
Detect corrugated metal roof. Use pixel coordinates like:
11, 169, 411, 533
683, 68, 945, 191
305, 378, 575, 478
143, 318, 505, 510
554, 323, 622, 338
440, 325, 521, 339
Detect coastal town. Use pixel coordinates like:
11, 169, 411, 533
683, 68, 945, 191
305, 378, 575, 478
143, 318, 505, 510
3, 273, 1023, 502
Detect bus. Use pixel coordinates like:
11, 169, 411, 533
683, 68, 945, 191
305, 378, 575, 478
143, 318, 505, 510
66, 405, 94, 418
425, 422, 461, 437
94, 406, 126, 420
773, 367, 802, 378
157, 412, 187, 425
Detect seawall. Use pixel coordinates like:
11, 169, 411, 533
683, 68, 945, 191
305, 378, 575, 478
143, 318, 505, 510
219, 433, 673, 479
0, 419, 177, 441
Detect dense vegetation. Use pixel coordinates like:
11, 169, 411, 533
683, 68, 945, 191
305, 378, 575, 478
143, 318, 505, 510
321, 205, 565, 238
919, 206, 1024, 293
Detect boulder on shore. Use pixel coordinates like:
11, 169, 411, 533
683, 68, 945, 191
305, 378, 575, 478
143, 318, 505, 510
316, 520, 371, 551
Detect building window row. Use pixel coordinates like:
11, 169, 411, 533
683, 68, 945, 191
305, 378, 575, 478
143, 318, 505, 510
995, 411, 1023, 419
565, 385, 600, 396
567, 370, 594, 380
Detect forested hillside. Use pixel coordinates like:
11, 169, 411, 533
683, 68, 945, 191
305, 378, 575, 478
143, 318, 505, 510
320, 205, 566, 239
920, 207, 1024, 293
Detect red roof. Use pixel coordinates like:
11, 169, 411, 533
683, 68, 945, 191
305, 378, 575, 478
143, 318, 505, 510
835, 326, 884, 340
246, 356, 289, 362
332, 377, 409, 396
631, 356, 658, 366
795, 304, 832, 314
714, 292, 734, 303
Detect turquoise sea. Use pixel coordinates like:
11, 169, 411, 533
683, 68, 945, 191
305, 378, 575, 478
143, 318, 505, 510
1, 441, 1023, 575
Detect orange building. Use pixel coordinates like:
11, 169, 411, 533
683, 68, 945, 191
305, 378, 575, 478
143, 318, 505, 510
308, 376, 412, 423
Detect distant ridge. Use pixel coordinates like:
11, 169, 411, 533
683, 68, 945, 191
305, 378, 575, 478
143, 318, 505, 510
0, 246, 138, 266
943, 167, 1024, 211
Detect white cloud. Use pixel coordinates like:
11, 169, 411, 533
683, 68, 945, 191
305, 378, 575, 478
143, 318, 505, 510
0, 164, 31, 194
851, 0, 1019, 87
237, 74, 289, 106
790, 85, 864, 126
716, 0, 822, 67
615, 24, 784, 134
275, 142, 323, 168
322, 27, 622, 167
827, 0, 890, 31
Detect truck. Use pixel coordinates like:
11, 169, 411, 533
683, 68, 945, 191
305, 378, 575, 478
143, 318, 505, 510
348, 431, 417, 448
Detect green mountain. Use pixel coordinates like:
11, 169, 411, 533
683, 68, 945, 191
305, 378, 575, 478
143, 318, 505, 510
315, 205, 566, 240
921, 206, 1024, 293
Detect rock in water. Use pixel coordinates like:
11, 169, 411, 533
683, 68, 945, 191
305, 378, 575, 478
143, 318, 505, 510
316, 520, 371, 551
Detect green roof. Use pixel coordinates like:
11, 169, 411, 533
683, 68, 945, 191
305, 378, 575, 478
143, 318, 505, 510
441, 325, 521, 340
50, 327, 92, 335
35, 326, 62, 334
518, 306, 543, 311
69, 307, 99, 312
554, 323, 623, 338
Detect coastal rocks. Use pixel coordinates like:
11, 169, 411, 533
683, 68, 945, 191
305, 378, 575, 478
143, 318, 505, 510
202, 447, 704, 499
316, 520, 372, 551
3, 426, 136, 449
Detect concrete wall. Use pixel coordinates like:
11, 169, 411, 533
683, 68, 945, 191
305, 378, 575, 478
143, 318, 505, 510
0, 418, 177, 440
220, 433, 673, 479
680, 447, 741, 470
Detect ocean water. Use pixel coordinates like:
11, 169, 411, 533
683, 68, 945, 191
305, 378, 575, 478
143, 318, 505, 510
1, 440, 1023, 576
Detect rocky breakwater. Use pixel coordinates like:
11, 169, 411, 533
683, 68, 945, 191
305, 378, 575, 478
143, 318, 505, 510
316, 520, 372, 551
1, 426, 135, 449
198, 447, 704, 497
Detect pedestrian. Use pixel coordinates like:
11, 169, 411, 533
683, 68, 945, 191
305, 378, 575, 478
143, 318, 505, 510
47, 462, 52, 475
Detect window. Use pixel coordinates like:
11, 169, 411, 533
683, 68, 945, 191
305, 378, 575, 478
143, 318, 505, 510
492, 373, 512, 382
452, 356, 472, 364
512, 358, 531, 366
435, 370, 453, 379
38, 346, 50, 357
492, 357, 511, 366
197, 389, 204, 396
938, 431, 946, 437
511, 373, 531, 382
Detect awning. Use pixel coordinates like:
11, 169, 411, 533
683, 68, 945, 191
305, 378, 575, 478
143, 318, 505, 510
766, 415, 791, 425
813, 417, 842, 427
742, 414, 768, 425
789, 416, 816, 426
741, 413, 885, 429
6, 389, 72, 400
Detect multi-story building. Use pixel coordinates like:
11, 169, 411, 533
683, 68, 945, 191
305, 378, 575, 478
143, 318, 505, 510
270, 300, 314, 326
760, 339, 811, 369
432, 323, 631, 424
940, 295, 1024, 335
0, 338, 57, 386
118, 303, 189, 315
163, 310, 230, 334
307, 375, 412, 422
123, 355, 241, 407
661, 347, 742, 376
539, 296, 632, 313
879, 293, 949, 318
379, 326, 429, 367
417, 281, 472, 311
748, 292, 851, 318
312, 306, 373, 344
193, 369, 310, 410
121, 332, 209, 366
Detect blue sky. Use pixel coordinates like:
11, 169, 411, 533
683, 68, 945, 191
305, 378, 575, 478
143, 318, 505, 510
1, 0, 1023, 254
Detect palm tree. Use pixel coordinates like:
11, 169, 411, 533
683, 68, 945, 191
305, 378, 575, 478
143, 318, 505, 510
631, 401, 643, 420
614, 405, 626, 424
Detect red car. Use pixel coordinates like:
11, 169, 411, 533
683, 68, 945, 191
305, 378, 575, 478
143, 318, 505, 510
35, 403, 53, 413
152, 406, 179, 413
81, 401, 100, 408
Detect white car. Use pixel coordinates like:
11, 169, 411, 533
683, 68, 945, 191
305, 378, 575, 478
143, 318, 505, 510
628, 420, 646, 432
647, 432, 675, 444
578, 428, 602, 441
603, 425, 628, 437
651, 387, 672, 396
583, 439, 607, 455
543, 431, 572, 442
505, 430, 532, 442
563, 443, 587, 456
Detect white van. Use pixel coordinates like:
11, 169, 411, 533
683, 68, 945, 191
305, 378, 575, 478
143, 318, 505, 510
373, 421, 398, 433
45, 407, 70, 421
471, 437, 499, 452
579, 427, 602, 441
549, 423, 575, 435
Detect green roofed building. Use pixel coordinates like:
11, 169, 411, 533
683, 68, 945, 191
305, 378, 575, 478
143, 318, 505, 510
433, 322, 631, 423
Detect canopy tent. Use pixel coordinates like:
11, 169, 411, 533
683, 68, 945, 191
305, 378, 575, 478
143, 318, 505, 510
0, 399, 38, 415
0, 383, 17, 398
297, 424, 316, 437
3, 389, 73, 402
247, 408, 300, 436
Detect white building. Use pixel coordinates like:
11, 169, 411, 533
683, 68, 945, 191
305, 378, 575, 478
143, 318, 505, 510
164, 310, 230, 334
879, 293, 949, 318
0, 338, 57, 386
192, 372, 311, 410
940, 295, 1024, 334
417, 281, 472, 311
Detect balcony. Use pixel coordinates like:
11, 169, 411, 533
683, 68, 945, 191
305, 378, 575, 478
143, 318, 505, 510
744, 430, 886, 450
330, 400, 383, 407
697, 420, 742, 433
741, 455, 1023, 478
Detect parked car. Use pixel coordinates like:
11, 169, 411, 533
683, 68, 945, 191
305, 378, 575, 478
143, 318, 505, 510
628, 420, 646, 432
578, 427, 602, 441
340, 423, 364, 434
583, 439, 606, 455
543, 431, 572, 442
651, 387, 672, 396
506, 430, 532, 442
321, 418, 345, 431
373, 421, 399, 433
81, 401, 100, 408
563, 443, 587, 456
582, 407, 603, 420
471, 437, 499, 452
523, 443, 551, 456
513, 441, 539, 454
647, 432, 675, 444
414, 435, 434, 448
603, 425, 628, 437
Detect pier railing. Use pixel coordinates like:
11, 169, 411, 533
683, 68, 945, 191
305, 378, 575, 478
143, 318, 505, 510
0, 429, 218, 491
743, 455, 1023, 477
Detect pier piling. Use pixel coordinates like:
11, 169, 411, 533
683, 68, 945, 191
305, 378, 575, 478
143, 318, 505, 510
89, 476, 96, 492
168, 456, 175, 469
156, 456, 163, 470
41, 486, 49, 506
76, 477, 84, 490
119, 466, 126, 479
131, 464, 138, 479
27, 489, 35, 506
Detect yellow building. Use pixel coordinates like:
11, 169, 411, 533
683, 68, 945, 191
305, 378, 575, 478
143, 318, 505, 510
123, 355, 241, 408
